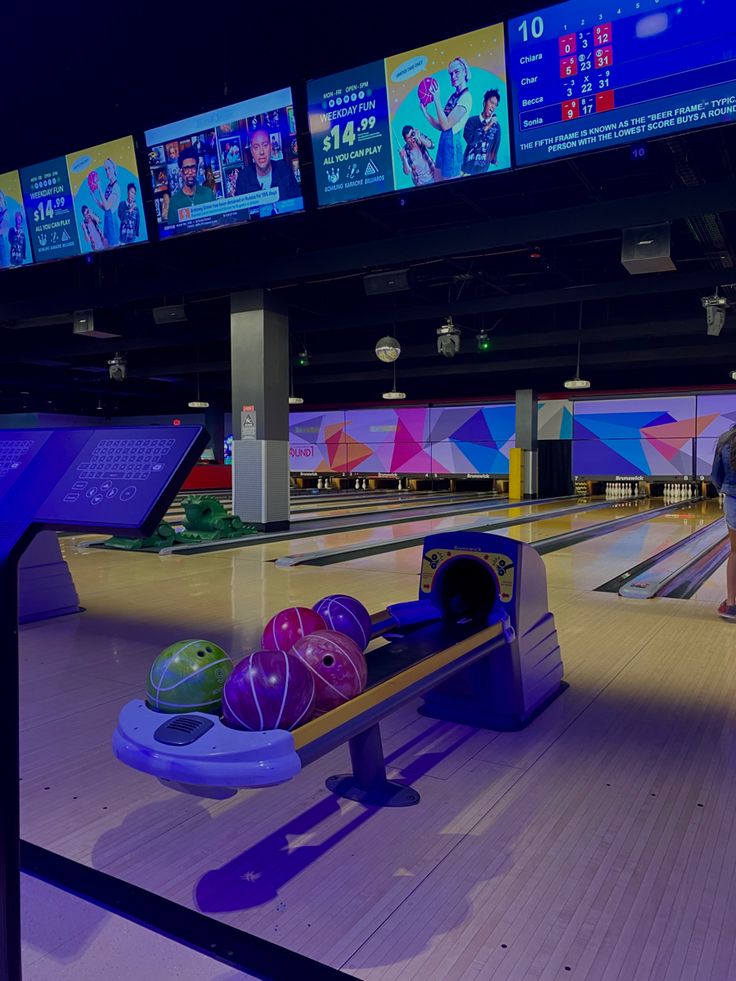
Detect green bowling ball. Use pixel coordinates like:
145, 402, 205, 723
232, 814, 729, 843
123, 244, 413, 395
146, 640, 233, 714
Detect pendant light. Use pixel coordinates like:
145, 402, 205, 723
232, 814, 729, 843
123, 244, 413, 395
564, 303, 591, 390
289, 338, 304, 404
188, 371, 209, 408
382, 360, 406, 400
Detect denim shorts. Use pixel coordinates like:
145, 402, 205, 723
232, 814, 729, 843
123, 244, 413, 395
725, 494, 736, 531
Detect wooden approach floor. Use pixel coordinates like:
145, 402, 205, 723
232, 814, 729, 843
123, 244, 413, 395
18, 498, 736, 980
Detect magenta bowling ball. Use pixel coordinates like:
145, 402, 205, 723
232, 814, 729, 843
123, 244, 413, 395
222, 650, 315, 731
261, 606, 326, 653
313, 594, 372, 653
290, 630, 367, 714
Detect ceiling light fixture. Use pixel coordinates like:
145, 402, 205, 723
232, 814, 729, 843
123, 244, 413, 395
477, 330, 492, 353
289, 341, 305, 406
188, 370, 209, 409
437, 317, 461, 358
382, 360, 406, 400
563, 303, 591, 391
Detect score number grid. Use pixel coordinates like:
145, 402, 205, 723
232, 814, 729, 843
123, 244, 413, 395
509, 0, 736, 165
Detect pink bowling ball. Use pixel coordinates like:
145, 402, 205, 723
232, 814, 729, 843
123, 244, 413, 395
289, 630, 367, 714
313, 594, 372, 652
261, 606, 326, 653
222, 650, 315, 731
418, 76, 438, 107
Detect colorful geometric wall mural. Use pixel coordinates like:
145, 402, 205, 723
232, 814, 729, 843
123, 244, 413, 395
572, 397, 698, 476
289, 395, 736, 476
539, 399, 572, 440
694, 437, 721, 474
695, 394, 736, 438
289, 405, 516, 474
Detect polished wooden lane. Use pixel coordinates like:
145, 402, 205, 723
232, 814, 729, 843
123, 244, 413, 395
19, 497, 736, 979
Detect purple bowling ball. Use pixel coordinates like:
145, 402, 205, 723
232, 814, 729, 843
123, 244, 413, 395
222, 650, 315, 731
313, 594, 373, 653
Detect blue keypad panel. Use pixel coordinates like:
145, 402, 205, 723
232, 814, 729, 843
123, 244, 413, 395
0, 432, 53, 501
36, 428, 204, 530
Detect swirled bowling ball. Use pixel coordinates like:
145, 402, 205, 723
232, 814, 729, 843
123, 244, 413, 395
418, 76, 438, 107
146, 640, 233, 714
289, 630, 367, 714
222, 650, 315, 731
261, 607, 326, 653
313, 594, 372, 653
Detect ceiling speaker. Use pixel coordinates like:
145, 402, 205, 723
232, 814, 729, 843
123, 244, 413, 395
153, 304, 188, 324
73, 309, 119, 339
621, 223, 675, 275
363, 269, 411, 295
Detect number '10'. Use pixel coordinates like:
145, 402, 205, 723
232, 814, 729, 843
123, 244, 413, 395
518, 16, 544, 41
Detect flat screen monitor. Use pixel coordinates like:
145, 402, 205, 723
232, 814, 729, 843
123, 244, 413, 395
307, 22, 511, 207
19, 136, 148, 264
508, 0, 736, 167
0, 170, 34, 269
145, 89, 303, 238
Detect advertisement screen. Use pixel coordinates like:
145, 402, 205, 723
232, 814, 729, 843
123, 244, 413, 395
145, 89, 303, 238
0, 170, 34, 269
508, 0, 736, 167
66, 136, 148, 254
20, 156, 80, 262
18, 136, 147, 264
308, 22, 511, 207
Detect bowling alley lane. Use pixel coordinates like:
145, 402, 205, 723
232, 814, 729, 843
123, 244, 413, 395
326, 498, 722, 587
252, 496, 612, 564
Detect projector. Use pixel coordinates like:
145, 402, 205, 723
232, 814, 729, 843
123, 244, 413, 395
437, 318, 461, 358
702, 294, 729, 336
107, 354, 127, 382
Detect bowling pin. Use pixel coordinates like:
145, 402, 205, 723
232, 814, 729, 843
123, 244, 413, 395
363, 479, 368, 490
355, 478, 360, 489
317, 477, 323, 490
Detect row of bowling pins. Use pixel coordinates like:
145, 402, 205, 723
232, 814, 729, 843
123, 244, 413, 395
316, 477, 406, 490
663, 483, 698, 501
605, 482, 637, 498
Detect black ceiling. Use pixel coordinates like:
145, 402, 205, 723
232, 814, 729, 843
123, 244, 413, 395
1, 3, 735, 416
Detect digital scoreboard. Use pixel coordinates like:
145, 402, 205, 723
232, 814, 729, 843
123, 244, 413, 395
508, 0, 736, 166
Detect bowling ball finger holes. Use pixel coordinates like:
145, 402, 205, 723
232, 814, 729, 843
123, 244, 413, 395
323, 655, 335, 667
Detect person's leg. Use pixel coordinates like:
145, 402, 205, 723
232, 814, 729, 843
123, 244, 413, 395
727, 527, 736, 607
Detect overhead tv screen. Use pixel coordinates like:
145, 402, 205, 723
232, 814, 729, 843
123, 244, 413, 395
19, 136, 148, 263
145, 88, 303, 238
508, 0, 736, 167
307, 22, 511, 207
0, 170, 34, 269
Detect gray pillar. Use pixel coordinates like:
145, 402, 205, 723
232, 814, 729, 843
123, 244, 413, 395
205, 406, 225, 464
230, 290, 290, 530
515, 389, 538, 498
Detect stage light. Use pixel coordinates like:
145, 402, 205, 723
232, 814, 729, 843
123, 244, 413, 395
437, 318, 461, 358
107, 354, 127, 381
477, 331, 491, 352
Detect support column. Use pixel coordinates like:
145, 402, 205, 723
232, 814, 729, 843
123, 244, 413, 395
515, 389, 538, 499
230, 290, 290, 531
204, 406, 225, 464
